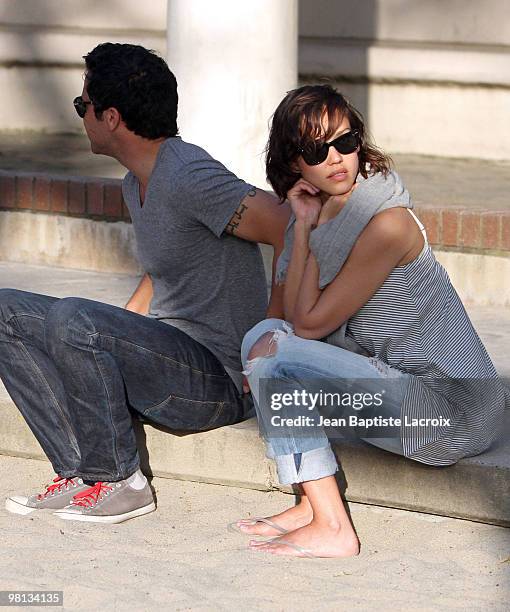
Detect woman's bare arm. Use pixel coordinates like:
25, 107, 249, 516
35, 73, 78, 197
283, 220, 313, 322
293, 208, 417, 339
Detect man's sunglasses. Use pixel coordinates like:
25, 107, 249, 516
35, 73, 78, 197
73, 96, 93, 118
299, 130, 360, 166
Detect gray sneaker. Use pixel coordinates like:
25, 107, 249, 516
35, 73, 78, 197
5, 476, 88, 515
54, 469, 155, 524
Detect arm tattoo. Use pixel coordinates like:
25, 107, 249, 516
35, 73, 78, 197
226, 199, 250, 235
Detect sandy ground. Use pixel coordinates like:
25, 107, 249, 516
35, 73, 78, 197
0, 454, 509, 612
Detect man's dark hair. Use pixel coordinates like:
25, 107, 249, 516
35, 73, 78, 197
83, 43, 178, 140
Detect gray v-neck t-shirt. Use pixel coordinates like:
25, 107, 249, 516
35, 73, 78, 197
122, 137, 268, 391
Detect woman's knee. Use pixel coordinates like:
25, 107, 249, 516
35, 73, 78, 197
243, 337, 296, 387
241, 318, 288, 367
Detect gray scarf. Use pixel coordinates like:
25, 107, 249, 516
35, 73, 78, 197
276, 170, 412, 355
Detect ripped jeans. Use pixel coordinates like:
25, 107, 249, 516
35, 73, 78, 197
241, 319, 411, 485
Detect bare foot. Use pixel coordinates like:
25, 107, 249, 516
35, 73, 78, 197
237, 499, 313, 536
248, 519, 360, 558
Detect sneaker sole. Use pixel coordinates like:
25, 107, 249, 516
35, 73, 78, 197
5, 497, 38, 515
54, 501, 156, 524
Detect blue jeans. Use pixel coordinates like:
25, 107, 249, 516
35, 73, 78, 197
0, 289, 250, 482
241, 319, 411, 485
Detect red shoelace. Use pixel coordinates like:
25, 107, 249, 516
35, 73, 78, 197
71, 482, 113, 507
36, 476, 76, 500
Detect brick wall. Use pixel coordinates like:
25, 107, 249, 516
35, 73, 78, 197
1, 171, 509, 252
0, 171, 130, 221
416, 208, 510, 251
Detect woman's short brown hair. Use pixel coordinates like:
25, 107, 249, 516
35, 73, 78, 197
266, 84, 392, 200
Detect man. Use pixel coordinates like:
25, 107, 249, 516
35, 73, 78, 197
0, 43, 289, 523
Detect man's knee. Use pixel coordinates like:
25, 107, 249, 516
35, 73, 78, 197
0, 288, 27, 317
48, 296, 92, 322
44, 297, 98, 349
0, 289, 25, 338
0, 289, 58, 327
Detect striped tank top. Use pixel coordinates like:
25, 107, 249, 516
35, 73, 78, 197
345, 208, 508, 465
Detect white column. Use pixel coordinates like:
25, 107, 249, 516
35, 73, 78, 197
167, 0, 298, 188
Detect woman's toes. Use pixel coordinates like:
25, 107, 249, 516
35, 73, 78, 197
237, 520, 254, 529
249, 539, 265, 547
237, 520, 268, 535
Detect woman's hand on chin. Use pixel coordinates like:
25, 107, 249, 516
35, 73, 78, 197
317, 184, 358, 227
287, 178, 322, 228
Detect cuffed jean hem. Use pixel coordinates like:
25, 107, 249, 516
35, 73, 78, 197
57, 460, 140, 483
275, 445, 338, 485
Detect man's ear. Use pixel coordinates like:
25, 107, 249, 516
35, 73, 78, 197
103, 107, 122, 132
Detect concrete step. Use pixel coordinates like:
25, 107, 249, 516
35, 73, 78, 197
0, 262, 509, 526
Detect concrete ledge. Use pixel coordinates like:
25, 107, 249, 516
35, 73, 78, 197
2, 209, 510, 306
1, 383, 508, 527
434, 251, 510, 308
0, 211, 141, 275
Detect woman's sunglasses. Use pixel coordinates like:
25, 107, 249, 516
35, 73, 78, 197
73, 96, 93, 118
299, 130, 360, 166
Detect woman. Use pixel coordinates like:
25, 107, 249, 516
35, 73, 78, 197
234, 85, 507, 558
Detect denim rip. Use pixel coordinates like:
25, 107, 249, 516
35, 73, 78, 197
242, 321, 294, 377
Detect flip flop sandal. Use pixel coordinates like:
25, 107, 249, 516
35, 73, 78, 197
252, 537, 316, 558
228, 517, 289, 535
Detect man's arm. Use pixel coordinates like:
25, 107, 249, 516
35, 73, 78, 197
225, 188, 291, 319
124, 272, 153, 315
